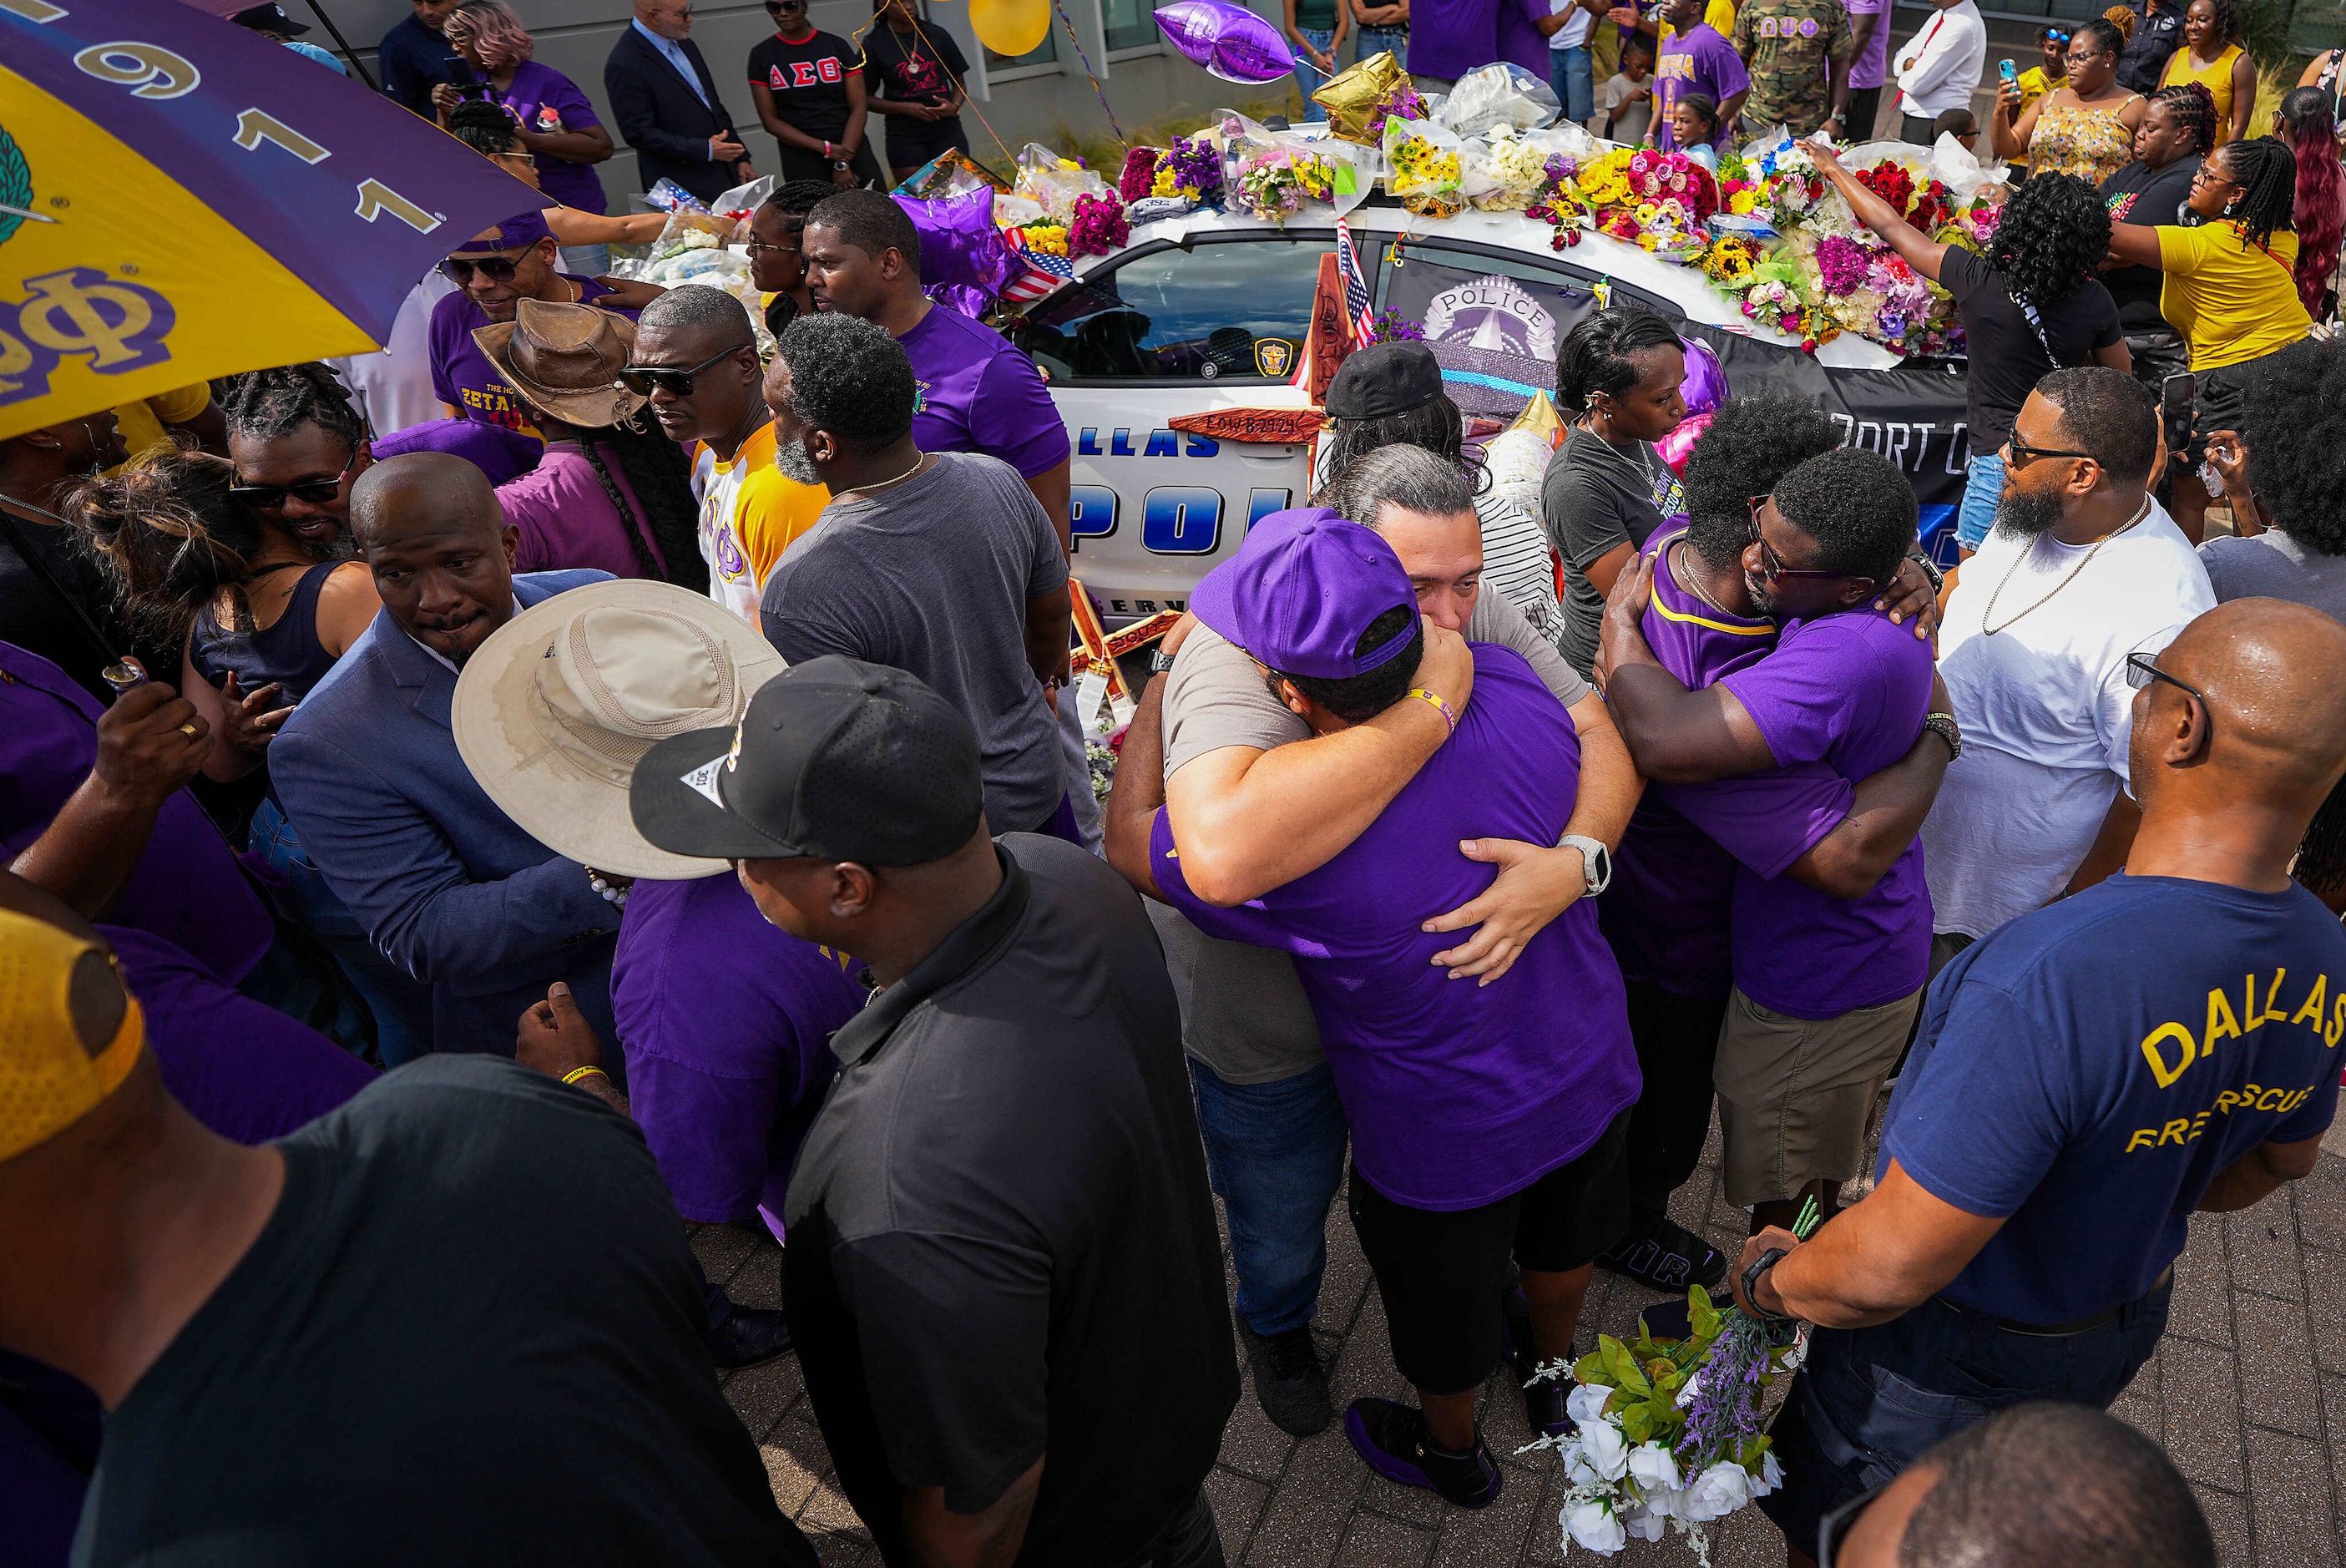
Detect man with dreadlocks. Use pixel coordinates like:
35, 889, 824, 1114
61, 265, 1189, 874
2111, 133, 2313, 539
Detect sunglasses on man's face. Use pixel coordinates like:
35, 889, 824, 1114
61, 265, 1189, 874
615, 345, 745, 397
1747, 496, 1873, 583
230, 446, 364, 508
440, 250, 528, 284
2126, 650, 2214, 731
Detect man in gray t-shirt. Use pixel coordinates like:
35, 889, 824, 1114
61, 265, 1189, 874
1105, 446, 1641, 1444
757, 316, 1074, 838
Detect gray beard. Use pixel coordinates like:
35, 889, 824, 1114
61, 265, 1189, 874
1993, 485, 2065, 541
772, 432, 822, 487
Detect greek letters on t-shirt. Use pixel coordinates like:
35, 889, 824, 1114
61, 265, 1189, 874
771, 55, 845, 87
2124, 966, 2346, 1151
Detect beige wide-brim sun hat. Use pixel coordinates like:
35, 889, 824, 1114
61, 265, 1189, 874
453, 579, 785, 880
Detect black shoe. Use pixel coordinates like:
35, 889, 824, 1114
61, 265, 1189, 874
1499, 1288, 1572, 1439
706, 1304, 794, 1369
1344, 1398, 1504, 1508
1596, 1211, 1727, 1292
1240, 1322, 1333, 1436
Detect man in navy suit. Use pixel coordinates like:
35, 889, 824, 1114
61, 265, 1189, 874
272, 453, 622, 1055
605, 0, 754, 205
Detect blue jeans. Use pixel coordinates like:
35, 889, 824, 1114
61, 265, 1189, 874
1189, 1059, 1350, 1337
1956, 451, 2005, 551
249, 796, 434, 1067
1550, 44, 1594, 123
1356, 23, 1408, 67
1759, 1275, 2169, 1552
1292, 26, 1337, 121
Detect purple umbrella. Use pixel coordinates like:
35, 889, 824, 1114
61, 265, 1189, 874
1155, 0, 1297, 83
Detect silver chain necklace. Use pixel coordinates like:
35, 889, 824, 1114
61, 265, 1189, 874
1979, 496, 2151, 636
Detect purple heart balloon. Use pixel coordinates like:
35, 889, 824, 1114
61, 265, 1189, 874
1678, 334, 1729, 418
1155, 0, 1296, 83
892, 189, 1014, 303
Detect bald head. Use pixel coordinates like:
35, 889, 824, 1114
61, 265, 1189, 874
2133, 598, 2346, 826
348, 452, 518, 665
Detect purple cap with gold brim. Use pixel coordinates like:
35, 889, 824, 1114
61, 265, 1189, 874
1187, 507, 1420, 680
449, 209, 555, 255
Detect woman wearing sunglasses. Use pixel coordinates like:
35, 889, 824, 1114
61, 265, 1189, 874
443, 99, 669, 254
747, 0, 881, 189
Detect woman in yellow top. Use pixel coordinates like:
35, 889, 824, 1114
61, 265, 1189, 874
2107, 135, 2309, 537
2160, 0, 2255, 144
1994, 17, 2143, 185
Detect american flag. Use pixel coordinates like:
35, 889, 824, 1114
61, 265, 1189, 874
1334, 220, 1374, 347
1001, 230, 1075, 304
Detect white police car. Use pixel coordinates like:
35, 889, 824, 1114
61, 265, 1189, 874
1006, 200, 1972, 622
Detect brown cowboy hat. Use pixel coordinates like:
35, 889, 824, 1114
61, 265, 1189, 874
472, 298, 645, 429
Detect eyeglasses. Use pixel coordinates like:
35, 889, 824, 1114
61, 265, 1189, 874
1816, 1483, 1886, 1568
2126, 650, 2212, 725
1747, 496, 1875, 583
614, 344, 746, 397
742, 237, 801, 257
766, 0, 805, 11
229, 446, 364, 508
2000, 436, 2095, 467
440, 250, 529, 284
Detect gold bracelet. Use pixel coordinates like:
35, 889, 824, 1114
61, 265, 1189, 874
1407, 686, 1457, 732
561, 1065, 609, 1087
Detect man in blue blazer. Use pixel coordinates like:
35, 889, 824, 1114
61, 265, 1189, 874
273, 453, 622, 1055
604, 0, 753, 205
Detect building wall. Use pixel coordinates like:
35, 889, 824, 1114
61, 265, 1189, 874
311, 0, 1295, 209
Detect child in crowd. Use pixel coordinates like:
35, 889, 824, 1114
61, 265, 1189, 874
1934, 104, 1979, 150
1669, 91, 1722, 165
1601, 32, 1656, 141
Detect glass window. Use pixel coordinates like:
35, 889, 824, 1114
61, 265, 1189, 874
1019, 238, 1327, 381
1104, 0, 1160, 51
985, 26, 1056, 71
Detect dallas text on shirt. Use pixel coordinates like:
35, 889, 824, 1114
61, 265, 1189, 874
2123, 967, 2346, 1152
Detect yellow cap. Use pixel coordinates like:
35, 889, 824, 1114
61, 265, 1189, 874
0, 908, 144, 1164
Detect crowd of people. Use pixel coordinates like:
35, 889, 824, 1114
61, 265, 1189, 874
13, 3, 2346, 1566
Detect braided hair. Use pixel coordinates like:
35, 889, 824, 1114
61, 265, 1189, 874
2276, 86, 2343, 314
1554, 306, 1683, 414
1984, 172, 2111, 311
446, 98, 525, 159
63, 450, 268, 652
2217, 135, 2298, 253
218, 362, 367, 455
572, 415, 709, 594
2150, 81, 2217, 157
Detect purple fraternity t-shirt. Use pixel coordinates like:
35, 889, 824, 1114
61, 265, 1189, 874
429, 276, 631, 441
499, 444, 666, 579
1600, 534, 1853, 999
1842, 0, 1890, 89
487, 61, 609, 215
1719, 607, 1934, 1018
1655, 23, 1750, 149
611, 873, 866, 1239
0, 642, 273, 987
900, 304, 1071, 480
109, 925, 376, 1146
1153, 645, 1640, 1211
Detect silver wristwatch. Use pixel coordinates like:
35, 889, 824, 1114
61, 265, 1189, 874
1557, 833, 1613, 895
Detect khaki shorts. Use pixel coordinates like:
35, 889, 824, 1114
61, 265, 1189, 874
1713, 986, 1922, 1208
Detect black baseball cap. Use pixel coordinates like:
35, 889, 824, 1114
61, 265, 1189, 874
230, 3, 312, 34
1324, 340, 1445, 422
629, 655, 984, 866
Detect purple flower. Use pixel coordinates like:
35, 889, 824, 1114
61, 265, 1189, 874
1166, 137, 1224, 200
1813, 235, 1869, 297
1366, 310, 1424, 343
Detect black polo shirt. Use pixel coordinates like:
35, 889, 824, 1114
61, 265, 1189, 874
781, 835, 1236, 1567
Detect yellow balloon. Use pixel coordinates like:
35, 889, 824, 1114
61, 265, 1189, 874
971, 0, 1051, 57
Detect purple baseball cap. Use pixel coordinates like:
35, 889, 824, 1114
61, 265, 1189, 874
450, 210, 555, 255
1188, 507, 1421, 680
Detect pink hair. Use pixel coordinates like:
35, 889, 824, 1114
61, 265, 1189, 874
2278, 86, 2344, 316
445, 1, 535, 68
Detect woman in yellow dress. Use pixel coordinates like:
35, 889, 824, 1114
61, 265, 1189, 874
1993, 17, 2145, 187
2161, 0, 2255, 144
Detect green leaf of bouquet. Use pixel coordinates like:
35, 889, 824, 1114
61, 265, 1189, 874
1688, 1286, 1722, 1340
1622, 1402, 1658, 1444
1573, 1348, 1608, 1385
1598, 1337, 1651, 1393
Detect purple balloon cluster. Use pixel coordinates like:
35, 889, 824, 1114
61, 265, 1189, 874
891, 189, 1014, 317
1154, 0, 1296, 83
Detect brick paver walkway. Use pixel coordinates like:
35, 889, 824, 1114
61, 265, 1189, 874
697, 1119, 2346, 1566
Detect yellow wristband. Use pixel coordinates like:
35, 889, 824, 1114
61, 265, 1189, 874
1407, 687, 1457, 732
561, 1065, 609, 1087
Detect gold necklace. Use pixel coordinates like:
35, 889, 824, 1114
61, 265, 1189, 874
842, 453, 928, 499
1979, 496, 2151, 636
1673, 538, 1741, 619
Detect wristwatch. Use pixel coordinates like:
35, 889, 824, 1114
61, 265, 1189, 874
1148, 646, 1179, 675
1556, 833, 1613, 895
1742, 1247, 1797, 1325
1904, 548, 1945, 592
1923, 711, 1963, 761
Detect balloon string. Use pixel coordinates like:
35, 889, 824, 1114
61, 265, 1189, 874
852, 8, 1021, 174
1049, 0, 1130, 149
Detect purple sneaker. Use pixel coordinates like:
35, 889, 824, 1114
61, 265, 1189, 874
1343, 1398, 1504, 1508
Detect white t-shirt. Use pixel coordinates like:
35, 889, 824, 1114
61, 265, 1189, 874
1550, 0, 1595, 49
1920, 500, 2214, 939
